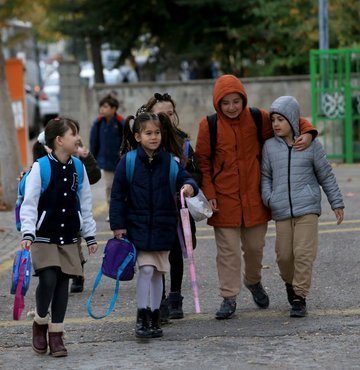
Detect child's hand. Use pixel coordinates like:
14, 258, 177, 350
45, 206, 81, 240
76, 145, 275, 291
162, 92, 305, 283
20, 240, 31, 250
334, 208, 344, 225
293, 133, 312, 151
114, 229, 127, 239
209, 199, 219, 212
88, 243, 98, 255
77, 146, 89, 158
181, 184, 194, 197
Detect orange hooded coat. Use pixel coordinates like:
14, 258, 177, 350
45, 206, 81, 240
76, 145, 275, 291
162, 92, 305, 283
195, 74, 316, 228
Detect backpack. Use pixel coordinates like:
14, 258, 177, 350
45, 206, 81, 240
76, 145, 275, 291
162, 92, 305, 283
183, 138, 202, 187
207, 107, 263, 162
86, 237, 137, 319
125, 149, 179, 195
15, 155, 84, 232
10, 248, 32, 320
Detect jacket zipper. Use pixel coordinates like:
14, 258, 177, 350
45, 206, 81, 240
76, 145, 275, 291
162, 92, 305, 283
287, 146, 294, 218
148, 166, 153, 248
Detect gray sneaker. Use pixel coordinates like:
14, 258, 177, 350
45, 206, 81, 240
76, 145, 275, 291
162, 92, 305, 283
215, 298, 237, 320
245, 282, 269, 309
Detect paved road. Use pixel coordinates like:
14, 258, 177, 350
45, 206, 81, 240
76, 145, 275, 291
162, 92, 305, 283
0, 165, 359, 369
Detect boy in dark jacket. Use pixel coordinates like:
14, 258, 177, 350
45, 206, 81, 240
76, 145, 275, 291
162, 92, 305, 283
89, 93, 124, 220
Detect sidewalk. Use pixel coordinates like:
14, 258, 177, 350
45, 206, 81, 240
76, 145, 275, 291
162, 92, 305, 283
0, 209, 20, 266
0, 165, 360, 369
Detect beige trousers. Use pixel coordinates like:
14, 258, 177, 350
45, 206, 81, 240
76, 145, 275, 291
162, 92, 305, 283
214, 223, 267, 298
275, 214, 318, 298
102, 170, 115, 205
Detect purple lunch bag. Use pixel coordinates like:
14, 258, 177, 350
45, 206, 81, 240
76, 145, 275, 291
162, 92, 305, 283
102, 237, 137, 281
86, 237, 137, 319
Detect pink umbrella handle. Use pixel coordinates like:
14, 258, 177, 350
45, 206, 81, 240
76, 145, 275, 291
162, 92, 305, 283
180, 188, 186, 209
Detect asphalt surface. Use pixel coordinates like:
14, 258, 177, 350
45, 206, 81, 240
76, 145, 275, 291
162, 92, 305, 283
0, 165, 360, 369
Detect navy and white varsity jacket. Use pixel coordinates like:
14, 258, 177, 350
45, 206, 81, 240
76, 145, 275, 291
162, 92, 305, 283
21, 153, 96, 246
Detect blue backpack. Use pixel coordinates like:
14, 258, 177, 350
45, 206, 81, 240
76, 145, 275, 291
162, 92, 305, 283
125, 150, 179, 194
15, 155, 84, 231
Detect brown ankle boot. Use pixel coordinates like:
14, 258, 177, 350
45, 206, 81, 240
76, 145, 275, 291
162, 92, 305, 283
48, 323, 67, 357
32, 312, 49, 354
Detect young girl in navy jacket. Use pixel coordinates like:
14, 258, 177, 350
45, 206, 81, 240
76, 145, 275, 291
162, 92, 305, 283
20, 117, 98, 357
109, 112, 198, 339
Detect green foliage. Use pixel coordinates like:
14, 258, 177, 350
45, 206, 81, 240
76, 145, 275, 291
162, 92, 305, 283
2, 0, 359, 78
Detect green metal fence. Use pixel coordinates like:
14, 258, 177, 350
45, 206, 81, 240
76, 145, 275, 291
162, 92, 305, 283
310, 48, 360, 163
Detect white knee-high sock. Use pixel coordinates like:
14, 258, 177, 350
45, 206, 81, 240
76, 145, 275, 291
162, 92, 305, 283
136, 265, 154, 309
150, 269, 163, 311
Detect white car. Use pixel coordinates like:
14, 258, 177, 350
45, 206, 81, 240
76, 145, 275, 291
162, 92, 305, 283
39, 71, 60, 124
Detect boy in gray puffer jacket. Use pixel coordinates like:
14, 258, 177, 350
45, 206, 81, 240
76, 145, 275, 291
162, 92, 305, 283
261, 95, 344, 318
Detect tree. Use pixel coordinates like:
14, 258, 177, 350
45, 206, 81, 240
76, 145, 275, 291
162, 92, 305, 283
0, 1, 23, 207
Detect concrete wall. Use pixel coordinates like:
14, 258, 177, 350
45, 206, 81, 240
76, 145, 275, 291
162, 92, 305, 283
59, 69, 311, 147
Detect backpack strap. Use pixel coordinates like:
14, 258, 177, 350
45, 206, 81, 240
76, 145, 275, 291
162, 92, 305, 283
125, 150, 137, 184
37, 156, 51, 193
72, 156, 85, 194
183, 139, 191, 162
206, 113, 217, 162
169, 156, 179, 195
249, 107, 264, 147
207, 108, 264, 162
86, 250, 136, 320
126, 150, 179, 195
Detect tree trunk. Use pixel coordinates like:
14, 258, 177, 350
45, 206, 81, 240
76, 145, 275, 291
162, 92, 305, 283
0, 39, 22, 208
89, 36, 104, 84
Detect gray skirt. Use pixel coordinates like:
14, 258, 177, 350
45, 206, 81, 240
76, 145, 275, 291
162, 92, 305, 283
31, 242, 83, 277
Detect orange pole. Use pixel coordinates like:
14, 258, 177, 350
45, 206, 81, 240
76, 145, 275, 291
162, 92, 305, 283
5, 58, 28, 168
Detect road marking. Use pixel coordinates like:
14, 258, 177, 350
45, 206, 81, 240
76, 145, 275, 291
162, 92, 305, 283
1, 307, 360, 327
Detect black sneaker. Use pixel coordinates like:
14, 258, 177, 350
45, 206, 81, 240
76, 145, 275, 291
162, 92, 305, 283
290, 297, 307, 318
159, 298, 170, 324
285, 283, 295, 305
245, 282, 269, 309
215, 298, 237, 320
70, 276, 84, 293
168, 292, 184, 319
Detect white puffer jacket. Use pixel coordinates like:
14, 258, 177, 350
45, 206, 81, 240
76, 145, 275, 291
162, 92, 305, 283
261, 96, 344, 221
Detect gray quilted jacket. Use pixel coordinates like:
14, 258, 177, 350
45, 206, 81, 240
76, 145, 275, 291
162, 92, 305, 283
261, 96, 344, 221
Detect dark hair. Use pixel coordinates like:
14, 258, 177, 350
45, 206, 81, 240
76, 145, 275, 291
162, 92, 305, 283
99, 93, 119, 110
122, 112, 184, 160
143, 93, 179, 127
44, 117, 79, 151
32, 141, 47, 161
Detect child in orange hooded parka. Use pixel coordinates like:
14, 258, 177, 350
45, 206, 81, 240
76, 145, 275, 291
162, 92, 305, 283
195, 74, 317, 319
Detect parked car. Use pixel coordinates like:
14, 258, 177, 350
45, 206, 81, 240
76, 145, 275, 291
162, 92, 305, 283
39, 71, 60, 124
25, 84, 41, 139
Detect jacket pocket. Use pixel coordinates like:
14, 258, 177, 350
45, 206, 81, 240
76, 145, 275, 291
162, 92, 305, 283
36, 211, 46, 230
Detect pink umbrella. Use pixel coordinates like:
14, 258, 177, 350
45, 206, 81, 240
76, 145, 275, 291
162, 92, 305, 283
180, 189, 201, 313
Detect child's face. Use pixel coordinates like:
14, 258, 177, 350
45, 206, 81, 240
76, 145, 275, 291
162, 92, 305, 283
220, 93, 243, 119
271, 114, 293, 140
151, 101, 176, 125
58, 128, 80, 155
99, 102, 117, 120
135, 121, 161, 155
